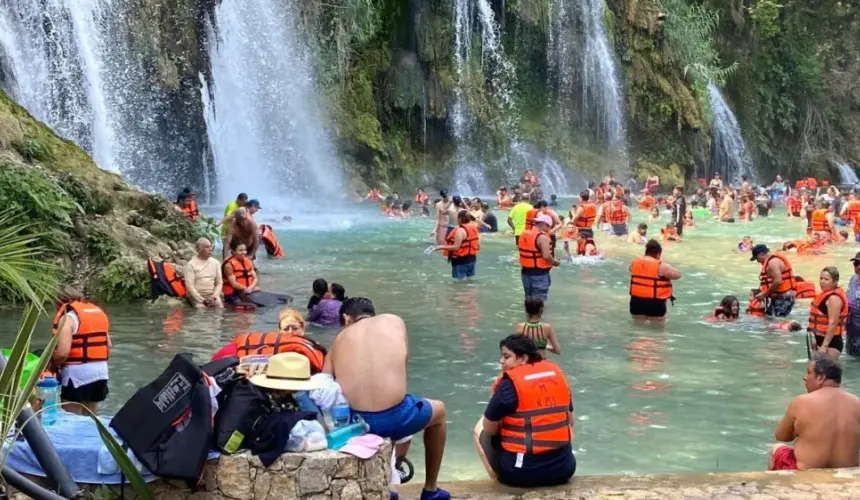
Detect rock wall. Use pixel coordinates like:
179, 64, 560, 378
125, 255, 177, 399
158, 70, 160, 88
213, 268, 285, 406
89, 445, 392, 500
0, 89, 202, 303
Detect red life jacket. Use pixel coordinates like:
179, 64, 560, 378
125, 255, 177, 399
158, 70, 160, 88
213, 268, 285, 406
233, 332, 326, 373
182, 200, 199, 222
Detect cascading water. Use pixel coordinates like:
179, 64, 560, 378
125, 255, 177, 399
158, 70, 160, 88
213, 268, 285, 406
511, 142, 586, 197
837, 162, 859, 186
451, 0, 519, 188
548, 0, 627, 159
708, 82, 756, 184
203, 0, 342, 205
0, 0, 115, 170
453, 164, 492, 196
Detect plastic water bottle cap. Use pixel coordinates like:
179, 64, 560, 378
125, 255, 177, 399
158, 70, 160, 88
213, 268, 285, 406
37, 377, 59, 388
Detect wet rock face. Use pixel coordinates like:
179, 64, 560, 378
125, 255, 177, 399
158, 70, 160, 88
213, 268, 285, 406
97, 443, 393, 500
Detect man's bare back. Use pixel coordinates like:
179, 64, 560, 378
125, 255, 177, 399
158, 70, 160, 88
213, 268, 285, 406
327, 314, 408, 412
789, 388, 860, 469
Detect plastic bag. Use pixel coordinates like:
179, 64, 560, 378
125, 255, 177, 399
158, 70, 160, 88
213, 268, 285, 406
286, 420, 327, 453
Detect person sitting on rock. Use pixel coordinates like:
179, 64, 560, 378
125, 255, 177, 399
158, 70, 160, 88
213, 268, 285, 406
770, 357, 860, 471
184, 238, 223, 309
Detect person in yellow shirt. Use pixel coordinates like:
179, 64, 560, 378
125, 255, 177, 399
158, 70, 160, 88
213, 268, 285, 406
507, 201, 534, 246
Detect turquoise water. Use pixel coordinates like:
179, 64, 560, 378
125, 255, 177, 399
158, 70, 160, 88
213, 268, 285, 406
3, 202, 857, 479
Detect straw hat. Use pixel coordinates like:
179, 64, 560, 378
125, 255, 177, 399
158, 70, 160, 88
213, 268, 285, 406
249, 353, 325, 391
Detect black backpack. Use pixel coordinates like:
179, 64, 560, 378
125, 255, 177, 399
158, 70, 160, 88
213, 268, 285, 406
214, 379, 271, 453
110, 353, 213, 481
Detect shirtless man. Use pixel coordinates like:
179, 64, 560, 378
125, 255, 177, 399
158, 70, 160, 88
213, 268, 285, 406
769, 357, 860, 470
718, 189, 735, 222
325, 298, 449, 500
223, 207, 259, 260
432, 190, 454, 246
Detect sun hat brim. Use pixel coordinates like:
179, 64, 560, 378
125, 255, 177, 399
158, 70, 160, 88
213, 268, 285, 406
249, 374, 325, 391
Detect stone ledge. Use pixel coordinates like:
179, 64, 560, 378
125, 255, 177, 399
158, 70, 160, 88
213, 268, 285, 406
399, 468, 860, 499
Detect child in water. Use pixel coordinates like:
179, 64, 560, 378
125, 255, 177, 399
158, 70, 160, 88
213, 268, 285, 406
737, 236, 754, 252
514, 297, 561, 355
307, 278, 330, 311
648, 206, 661, 223
712, 295, 740, 320
660, 223, 680, 241
561, 220, 578, 260
684, 208, 696, 228
628, 223, 648, 244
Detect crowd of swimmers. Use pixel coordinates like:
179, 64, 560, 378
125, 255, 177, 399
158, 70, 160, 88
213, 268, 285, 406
44, 171, 860, 499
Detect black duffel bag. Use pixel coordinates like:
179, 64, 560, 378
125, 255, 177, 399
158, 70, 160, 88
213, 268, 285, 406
110, 353, 213, 481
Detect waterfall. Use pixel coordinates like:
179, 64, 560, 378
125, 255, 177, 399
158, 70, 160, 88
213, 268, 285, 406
453, 163, 492, 196
511, 142, 586, 197
837, 162, 859, 186
548, 0, 627, 159
451, 0, 518, 188
203, 0, 342, 205
0, 0, 115, 170
708, 82, 756, 184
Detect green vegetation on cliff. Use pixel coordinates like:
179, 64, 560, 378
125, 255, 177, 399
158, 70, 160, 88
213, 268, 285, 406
0, 89, 203, 303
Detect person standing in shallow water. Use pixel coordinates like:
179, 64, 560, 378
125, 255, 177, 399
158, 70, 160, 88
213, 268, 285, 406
808, 266, 849, 361
751, 244, 796, 318
769, 357, 860, 471
434, 210, 481, 280
628, 239, 680, 321
431, 189, 453, 246
517, 215, 560, 300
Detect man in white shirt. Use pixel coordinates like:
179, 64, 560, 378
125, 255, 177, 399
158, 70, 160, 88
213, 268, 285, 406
184, 238, 223, 309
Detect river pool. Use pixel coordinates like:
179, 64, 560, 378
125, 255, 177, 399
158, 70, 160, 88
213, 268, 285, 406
2, 201, 857, 480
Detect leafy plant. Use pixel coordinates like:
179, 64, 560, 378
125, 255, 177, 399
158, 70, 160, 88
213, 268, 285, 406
12, 138, 54, 163
93, 258, 150, 304
87, 228, 121, 265
0, 211, 61, 305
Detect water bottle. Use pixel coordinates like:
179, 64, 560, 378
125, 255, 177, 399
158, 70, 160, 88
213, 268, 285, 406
35, 377, 59, 426
325, 416, 369, 450
331, 394, 351, 428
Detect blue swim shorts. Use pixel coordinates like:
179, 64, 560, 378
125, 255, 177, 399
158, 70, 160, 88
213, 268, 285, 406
352, 394, 433, 441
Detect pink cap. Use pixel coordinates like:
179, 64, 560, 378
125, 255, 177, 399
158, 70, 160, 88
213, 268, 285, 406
534, 215, 553, 226
340, 434, 383, 459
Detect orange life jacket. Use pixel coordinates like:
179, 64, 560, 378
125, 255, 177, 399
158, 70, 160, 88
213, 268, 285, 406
787, 196, 802, 215
576, 238, 598, 256
807, 178, 818, 189
747, 298, 766, 317
759, 253, 795, 294
615, 186, 624, 199
844, 201, 860, 222
808, 288, 848, 337
525, 208, 540, 230
629, 256, 673, 300
794, 279, 817, 299
182, 200, 199, 222
260, 224, 285, 258
147, 258, 186, 298
608, 201, 627, 225
811, 209, 829, 232
638, 196, 654, 210
575, 203, 597, 229
821, 180, 829, 187
52, 301, 110, 365
447, 224, 480, 258
661, 227, 678, 239
414, 193, 428, 204
499, 360, 572, 454
795, 179, 807, 189
222, 255, 254, 296
233, 332, 326, 373
518, 229, 553, 270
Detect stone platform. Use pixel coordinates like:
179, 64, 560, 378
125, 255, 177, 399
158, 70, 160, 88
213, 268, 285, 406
398, 468, 860, 499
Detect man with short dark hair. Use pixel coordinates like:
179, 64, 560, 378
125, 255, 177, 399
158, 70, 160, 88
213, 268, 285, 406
769, 357, 860, 470
672, 186, 686, 237
434, 210, 480, 279
751, 244, 796, 317
325, 299, 450, 500
629, 240, 681, 320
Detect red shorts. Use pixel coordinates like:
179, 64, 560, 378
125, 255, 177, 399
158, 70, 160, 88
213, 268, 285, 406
770, 445, 798, 471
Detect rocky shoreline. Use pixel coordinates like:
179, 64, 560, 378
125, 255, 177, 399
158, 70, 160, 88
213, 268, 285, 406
0, 89, 203, 303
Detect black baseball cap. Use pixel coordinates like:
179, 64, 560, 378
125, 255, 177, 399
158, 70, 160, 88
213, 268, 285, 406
440, 189, 449, 197
850, 251, 860, 263
248, 199, 261, 209
750, 244, 770, 261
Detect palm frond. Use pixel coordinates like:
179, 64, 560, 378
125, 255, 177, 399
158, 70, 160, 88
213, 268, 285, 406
0, 210, 60, 307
